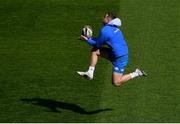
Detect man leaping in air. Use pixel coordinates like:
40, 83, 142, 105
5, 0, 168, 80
77, 12, 147, 86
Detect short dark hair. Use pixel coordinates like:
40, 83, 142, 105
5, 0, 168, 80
106, 11, 117, 19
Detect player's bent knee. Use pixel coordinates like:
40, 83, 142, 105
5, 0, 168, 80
91, 49, 100, 56
112, 80, 122, 86
91, 47, 98, 52
112, 73, 124, 86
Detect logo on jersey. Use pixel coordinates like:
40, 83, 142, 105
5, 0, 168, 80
114, 67, 119, 71
121, 69, 124, 72
114, 29, 119, 33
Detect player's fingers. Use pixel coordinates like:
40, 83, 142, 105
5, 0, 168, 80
80, 35, 88, 41
78, 35, 83, 40
78, 35, 84, 40
78, 36, 83, 40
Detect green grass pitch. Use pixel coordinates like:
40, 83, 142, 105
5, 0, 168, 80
0, 0, 179, 122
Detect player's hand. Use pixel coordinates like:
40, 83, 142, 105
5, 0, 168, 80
79, 35, 88, 41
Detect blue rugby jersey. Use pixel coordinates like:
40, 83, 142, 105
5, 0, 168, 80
87, 19, 128, 59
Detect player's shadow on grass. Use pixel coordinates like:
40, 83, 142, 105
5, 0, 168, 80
21, 98, 113, 115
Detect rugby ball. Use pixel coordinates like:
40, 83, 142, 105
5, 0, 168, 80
82, 25, 93, 38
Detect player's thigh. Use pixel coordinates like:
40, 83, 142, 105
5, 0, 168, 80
111, 55, 128, 82
112, 55, 128, 74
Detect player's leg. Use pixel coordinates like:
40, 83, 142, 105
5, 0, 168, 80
112, 72, 131, 86
111, 55, 147, 86
77, 47, 100, 80
89, 47, 100, 67
89, 47, 111, 66
111, 58, 131, 86
77, 47, 110, 80
85, 47, 100, 79
84, 47, 111, 77
112, 69, 147, 86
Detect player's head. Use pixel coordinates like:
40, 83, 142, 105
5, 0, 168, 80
103, 11, 117, 25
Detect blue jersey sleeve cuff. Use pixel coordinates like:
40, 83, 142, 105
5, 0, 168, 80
87, 38, 96, 45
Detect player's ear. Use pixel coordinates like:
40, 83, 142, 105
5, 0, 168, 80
107, 17, 112, 22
